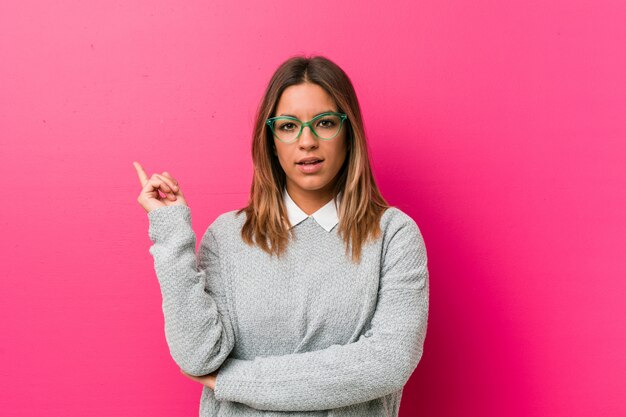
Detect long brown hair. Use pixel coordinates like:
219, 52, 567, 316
237, 54, 390, 263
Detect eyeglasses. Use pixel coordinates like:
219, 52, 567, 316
266, 112, 348, 144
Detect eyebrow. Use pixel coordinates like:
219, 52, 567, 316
277, 110, 336, 118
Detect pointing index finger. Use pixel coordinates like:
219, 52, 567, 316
133, 161, 149, 187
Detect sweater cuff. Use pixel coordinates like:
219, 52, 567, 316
213, 357, 255, 402
147, 205, 192, 242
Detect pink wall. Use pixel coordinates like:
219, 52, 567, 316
1, 1, 624, 416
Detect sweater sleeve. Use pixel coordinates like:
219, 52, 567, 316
147, 205, 236, 376
212, 216, 429, 411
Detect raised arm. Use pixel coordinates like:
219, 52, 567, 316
148, 205, 236, 376
212, 215, 429, 411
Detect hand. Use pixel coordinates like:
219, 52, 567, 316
180, 368, 219, 390
133, 161, 188, 213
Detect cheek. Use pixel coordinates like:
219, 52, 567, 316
275, 146, 293, 169
329, 142, 348, 168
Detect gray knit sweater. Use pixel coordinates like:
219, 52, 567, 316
147, 203, 429, 416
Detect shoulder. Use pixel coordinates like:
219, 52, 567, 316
380, 206, 422, 234
197, 209, 246, 254
379, 206, 427, 256
205, 209, 246, 239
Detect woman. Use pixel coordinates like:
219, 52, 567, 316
133, 55, 429, 416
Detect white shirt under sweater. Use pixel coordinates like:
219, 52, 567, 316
147, 187, 429, 416
282, 186, 342, 232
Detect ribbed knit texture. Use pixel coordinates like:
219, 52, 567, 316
147, 204, 429, 416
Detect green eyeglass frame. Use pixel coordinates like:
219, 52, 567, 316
266, 112, 348, 143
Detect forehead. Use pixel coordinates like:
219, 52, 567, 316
275, 83, 337, 117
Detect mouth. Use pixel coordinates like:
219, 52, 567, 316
296, 158, 324, 165
295, 159, 324, 173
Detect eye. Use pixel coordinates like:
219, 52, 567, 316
278, 122, 297, 131
316, 118, 336, 129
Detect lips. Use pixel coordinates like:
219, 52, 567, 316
296, 157, 324, 164
296, 159, 324, 173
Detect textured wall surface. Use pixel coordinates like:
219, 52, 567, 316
1, 0, 624, 416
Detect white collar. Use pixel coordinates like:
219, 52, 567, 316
283, 186, 341, 232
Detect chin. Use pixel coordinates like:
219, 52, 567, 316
292, 178, 328, 191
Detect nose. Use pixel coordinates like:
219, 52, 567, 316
298, 125, 318, 149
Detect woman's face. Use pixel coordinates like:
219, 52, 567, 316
272, 82, 348, 199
